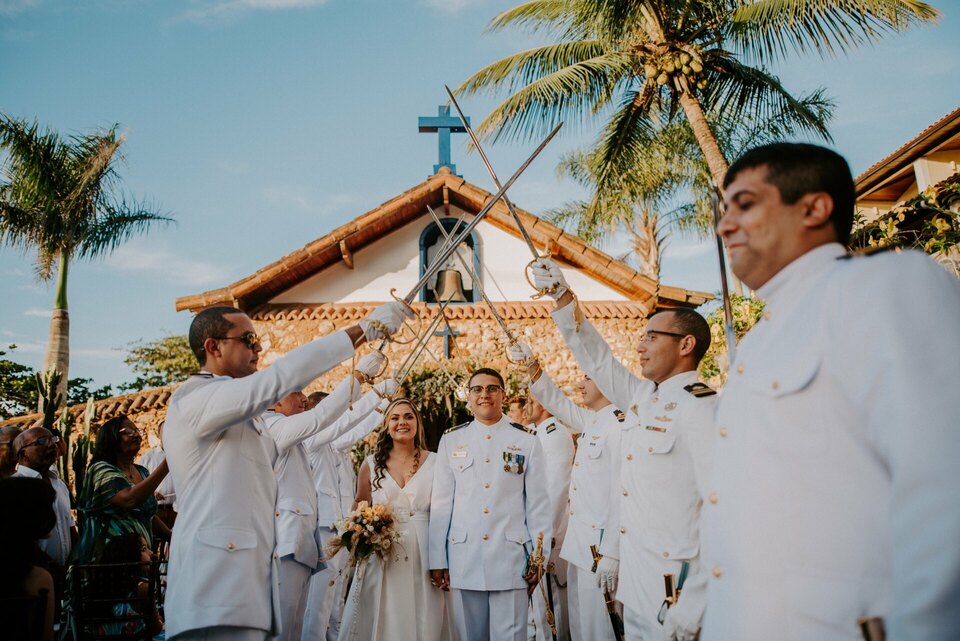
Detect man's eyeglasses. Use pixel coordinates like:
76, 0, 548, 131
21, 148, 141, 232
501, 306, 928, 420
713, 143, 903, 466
639, 329, 688, 343
214, 331, 261, 349
468, 385, 504, 395
20, 435, 60, 450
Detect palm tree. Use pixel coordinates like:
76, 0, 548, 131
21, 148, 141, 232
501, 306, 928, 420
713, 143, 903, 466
0, 115, 172, 408
456, 0, 939, 191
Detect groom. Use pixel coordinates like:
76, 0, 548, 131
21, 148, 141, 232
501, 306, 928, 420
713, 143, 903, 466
429, 367, 553, 641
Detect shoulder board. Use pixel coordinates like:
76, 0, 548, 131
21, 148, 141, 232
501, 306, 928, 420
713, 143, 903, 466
613, 408, 626, 423
839, 245, 897, 259
444, 421, 470, 435
544, 421, 557, 434
684, 382, 716, 398
191, 372, 214, 379
511, 422, 536, 435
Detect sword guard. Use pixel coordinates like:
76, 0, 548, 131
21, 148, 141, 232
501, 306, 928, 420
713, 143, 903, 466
524, 255, 560, 300
388, 288, 421, 345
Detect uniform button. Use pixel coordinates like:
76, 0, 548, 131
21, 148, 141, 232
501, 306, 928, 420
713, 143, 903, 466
626, 454, 634, 461
329, 579, 336, 586
484, 482, 490, 489
482, 534, 489, 541
485, 457, 490, 463
295, 509, 301, 514
771, 380, 780, 390
619, 527, 626, 534
712, 566, 722, 578
227, 543, 236, 551
709, 493, 718, 504
763, 311, 772, 321
485, 434, 492, 440
719, 427, 728, 438
570, 510, 574, 516
273, 553, 279, 560
736, 364, 745, 374
622, 490, 628, 496
574, 462, 580, 467
483, 507, 489, 514
572, 485, 577, 491
662, 551, 669, 558
591, 524, 597, 529
275, 512, 280, 517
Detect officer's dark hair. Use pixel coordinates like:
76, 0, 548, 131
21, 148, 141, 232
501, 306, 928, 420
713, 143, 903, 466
651, 308, 712, 364
306, 391, 328, 410
468, 367, 505, 389
724, 143, 855, 246
188, 306, 244, 366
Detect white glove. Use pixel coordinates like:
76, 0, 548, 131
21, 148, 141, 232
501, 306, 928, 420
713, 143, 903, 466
529, 258, 569, 300
662, 597, 701, 641
595, 556, 619, 594
376, 397, 391, 413
360, 302, 416, 341
507, 341, 534, 364
374, 378, 399, 398
356, 352, 386, 378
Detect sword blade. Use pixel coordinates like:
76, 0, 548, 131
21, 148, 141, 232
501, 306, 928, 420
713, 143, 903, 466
712, 190, 737, 364
445, 84, 541, 259
403, 121, 563, 304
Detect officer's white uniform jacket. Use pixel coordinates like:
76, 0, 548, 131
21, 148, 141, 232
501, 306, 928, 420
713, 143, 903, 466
702, 244, 960, 641
162, 331, 354, 639
529, 374, 624, 572
429, 415, 553, 591
532, 414, 575, 568
137, 447, 176, 508
552, 304, 715, 624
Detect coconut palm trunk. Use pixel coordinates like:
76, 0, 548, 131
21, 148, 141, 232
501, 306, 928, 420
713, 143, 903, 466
40, 251, 70, 410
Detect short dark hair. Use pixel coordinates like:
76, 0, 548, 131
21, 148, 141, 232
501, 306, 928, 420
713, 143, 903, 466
724, 143, 855, 245
652, 308, 711, 364
91, 415, 128, 467
188, 306, 244, 366
507, 396, 527, 407
468, 367, 505, 388
306, 391, 329, 410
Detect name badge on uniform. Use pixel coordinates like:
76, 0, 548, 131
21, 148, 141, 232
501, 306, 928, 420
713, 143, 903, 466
451, 451, 467, 458
503, 452, 525, 474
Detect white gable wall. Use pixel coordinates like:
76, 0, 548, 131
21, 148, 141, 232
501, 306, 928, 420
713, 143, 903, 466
271, 205, 628, 304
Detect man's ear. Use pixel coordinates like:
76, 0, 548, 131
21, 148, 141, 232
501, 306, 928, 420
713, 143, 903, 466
801, 192, 834, 231
203, 337, 221, 359
679, 335, 697, 358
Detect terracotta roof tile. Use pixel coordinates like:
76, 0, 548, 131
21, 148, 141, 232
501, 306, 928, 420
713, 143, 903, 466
0, 385, 178, 429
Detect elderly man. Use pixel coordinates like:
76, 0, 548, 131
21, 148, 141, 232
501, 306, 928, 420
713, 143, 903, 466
0, 425, 21, 478
163, 301, 410, 641
14, 426, 77, 566
700, 143, 960, 641
429, 367, 553, 641
530, 260, 716, 641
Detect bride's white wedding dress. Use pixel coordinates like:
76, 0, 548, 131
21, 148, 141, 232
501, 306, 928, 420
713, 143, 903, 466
338, 452, 448, 641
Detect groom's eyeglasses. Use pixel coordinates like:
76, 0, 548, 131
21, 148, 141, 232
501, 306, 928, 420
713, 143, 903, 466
468, 385, 503, 395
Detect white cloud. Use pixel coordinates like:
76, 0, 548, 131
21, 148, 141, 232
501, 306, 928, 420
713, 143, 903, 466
418, 0, 492, 13
665, 241, 712, 259
103, 242, 233, 287
174, 0, 329, 23
261, 185, 313, 211
23, 307, 52, 318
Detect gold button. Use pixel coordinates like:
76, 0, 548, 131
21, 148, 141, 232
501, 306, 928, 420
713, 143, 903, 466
482, 534, 489, 541
648, 447, 653, 453
736, 364, 744, 374
771, 380, 780, 390
662, 551, 669, 558
484, 482, 490, 489
763, 311, 771, 321
329, 579, 336, 586
591, 524, 597, 529
626, 454, 634, 461
485, 434, 492, 440
622, 490, 628, 496
619, 527, 626, 534
485, 457, 490, 463
295, 509, 301, 514
574, 462, 580, 467
709, 493, 718, 504
570, 510, 574, 516
719, 427, 728, 438
483, 507, 489, 514
275, 512, 280, 517
712, 566, 722, 578
572, 485, 577, 491
227, 543, 236, 551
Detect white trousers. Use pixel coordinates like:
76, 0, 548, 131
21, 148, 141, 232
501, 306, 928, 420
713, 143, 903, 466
623, 603, 655, 641
172, 627, 268, 641
450, 588, 528, 641
301, 539, 346, 641
528, 573, 569, 641
567, 565, 619, 641
277, 557, 312, 641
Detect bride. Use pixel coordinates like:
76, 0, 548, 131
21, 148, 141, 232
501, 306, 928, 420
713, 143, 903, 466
338, 398, 448, 641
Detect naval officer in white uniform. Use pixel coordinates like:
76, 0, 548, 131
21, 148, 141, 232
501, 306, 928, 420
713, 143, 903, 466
530, 262, 716, 641
163, 302, 411, 641
429, 367, 553, 641
703, 143, 960, 641
511, 343, 625, 641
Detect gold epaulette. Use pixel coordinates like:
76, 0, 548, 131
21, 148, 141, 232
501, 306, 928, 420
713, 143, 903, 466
444, 422, 470, 434
684, 382, 717, 398
613, 408, 626, 423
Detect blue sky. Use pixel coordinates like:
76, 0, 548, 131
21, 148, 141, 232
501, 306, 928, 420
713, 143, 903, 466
1, 0, 958, 391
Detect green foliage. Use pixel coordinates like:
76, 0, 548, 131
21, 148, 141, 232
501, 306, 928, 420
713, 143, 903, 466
120, 334, 195, 392
0, 346, 111, 418
699, 294, 766, 387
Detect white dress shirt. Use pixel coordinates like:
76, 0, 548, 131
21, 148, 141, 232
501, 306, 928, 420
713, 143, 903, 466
15, 465, 74, 565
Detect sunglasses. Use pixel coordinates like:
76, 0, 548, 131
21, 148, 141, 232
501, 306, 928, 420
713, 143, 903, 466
20, 435, 60, 450
214, 331, 261, 349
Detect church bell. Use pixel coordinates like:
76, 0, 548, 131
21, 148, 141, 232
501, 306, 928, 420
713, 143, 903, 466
434, 269, 469, 302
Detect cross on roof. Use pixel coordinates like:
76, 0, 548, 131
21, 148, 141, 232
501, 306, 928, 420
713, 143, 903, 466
418, 105, 470, 176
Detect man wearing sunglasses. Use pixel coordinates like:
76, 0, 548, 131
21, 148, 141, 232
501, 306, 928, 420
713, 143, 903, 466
163, 301, 411, 641
429, 368, 553, 641
530, 260, 716, 641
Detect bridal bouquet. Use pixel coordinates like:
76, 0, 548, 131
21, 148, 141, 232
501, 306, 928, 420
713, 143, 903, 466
328, 501, 403, 563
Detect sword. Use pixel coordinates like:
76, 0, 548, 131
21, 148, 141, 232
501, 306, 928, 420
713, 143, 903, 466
544, 562, 558, 641
590, 545, 625, 641
711, 190, 737, 365
858, 617, 885, 641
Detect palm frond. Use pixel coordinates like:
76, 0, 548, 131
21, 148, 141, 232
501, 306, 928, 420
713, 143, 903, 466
732, 0, 940, 61
75, 200, 173, 261
487, 0, 578, 37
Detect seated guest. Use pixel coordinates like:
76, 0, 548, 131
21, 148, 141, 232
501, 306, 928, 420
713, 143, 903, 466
0, 477, 58, 641
0, 426, 21, 478
73, 416, 172, 563
91, 533, 164, 638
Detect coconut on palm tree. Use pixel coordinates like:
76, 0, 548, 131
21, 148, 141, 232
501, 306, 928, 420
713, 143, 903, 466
457, 0, 939, 190
0, 115, 172, 408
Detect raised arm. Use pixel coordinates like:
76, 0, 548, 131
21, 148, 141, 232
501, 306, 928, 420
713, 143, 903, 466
266, 373, 364, 455
509, 342, 593, 430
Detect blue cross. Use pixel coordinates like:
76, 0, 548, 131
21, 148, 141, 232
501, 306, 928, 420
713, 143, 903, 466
419, 105, 469, 176
432, 326, 462, 359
